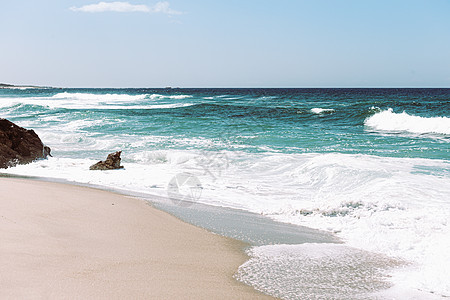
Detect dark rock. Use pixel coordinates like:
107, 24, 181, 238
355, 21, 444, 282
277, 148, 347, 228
44, 146, 52, 157
0, 118, 51, 169
89, 151, 124, 170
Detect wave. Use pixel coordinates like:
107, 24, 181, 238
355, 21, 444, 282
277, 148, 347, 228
311, 108, 335, 114
73, 103, 194, 110
166, 95, 192, 100
53, 92, 192, 101
52, 92, 148, 101
0, 94, 194, 110
365, 108, 450, 135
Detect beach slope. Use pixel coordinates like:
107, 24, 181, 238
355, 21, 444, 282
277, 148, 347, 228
0, 178, 271, 299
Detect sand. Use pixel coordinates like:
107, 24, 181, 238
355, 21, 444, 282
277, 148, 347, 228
0, 178, 273, 299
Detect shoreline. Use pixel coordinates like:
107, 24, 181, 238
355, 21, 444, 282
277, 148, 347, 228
0, 177, 273, 299
0, 172, 340, 246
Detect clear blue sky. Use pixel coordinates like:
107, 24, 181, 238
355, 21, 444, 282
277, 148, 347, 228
1, 0, 449, 87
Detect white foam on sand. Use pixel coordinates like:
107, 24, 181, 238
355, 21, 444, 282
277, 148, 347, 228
236, 243, 403, 300
2, 151, 449, 298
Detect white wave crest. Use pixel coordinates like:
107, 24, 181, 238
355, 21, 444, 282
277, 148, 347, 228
0, 93, 194, 110
53, 92, 192, 101
365, 108, 450, 135
52, 92, 148, 101
167, 95, 192, 100
311, 108, 335, 114
148, 94, 192, 100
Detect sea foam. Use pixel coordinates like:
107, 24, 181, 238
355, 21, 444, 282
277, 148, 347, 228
0, 93, 194, 110
52, 92, 148, 101
365, 108, 450, 135
237, 243, 402, 300
3, 151, 449, 298
311, 108, 335, 114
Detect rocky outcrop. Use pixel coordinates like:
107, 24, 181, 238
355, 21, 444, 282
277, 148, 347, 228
89, 151, 124, 170
0, 118, 51, 169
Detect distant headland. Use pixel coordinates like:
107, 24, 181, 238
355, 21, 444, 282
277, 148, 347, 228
0, 83, 53, 89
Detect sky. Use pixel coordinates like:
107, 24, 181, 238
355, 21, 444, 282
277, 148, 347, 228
1, 0, 450, 88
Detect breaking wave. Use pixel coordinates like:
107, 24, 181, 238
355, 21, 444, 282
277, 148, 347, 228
311, 108, 335, 114
0, 92, 194, 110
365, 108, 450, 135
52, 92, 192, 101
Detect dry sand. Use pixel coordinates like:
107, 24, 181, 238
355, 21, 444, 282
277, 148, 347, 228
0, 178, 273, 299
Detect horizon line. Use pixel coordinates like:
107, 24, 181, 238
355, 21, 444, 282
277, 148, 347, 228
2, 83, 450, 89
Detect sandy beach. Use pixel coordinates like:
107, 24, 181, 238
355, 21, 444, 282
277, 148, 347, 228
0, 178, 272, 299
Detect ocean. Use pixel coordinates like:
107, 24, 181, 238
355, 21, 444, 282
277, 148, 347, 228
1, 88, 449, 299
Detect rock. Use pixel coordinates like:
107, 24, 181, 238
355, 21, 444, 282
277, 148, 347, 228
44, 146, 52, 157
0, 118, 51, 169
89, 151, 124, 170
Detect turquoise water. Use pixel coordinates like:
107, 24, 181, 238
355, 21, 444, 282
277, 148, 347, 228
1, 88, 449, 158
1, 88, 449, 299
